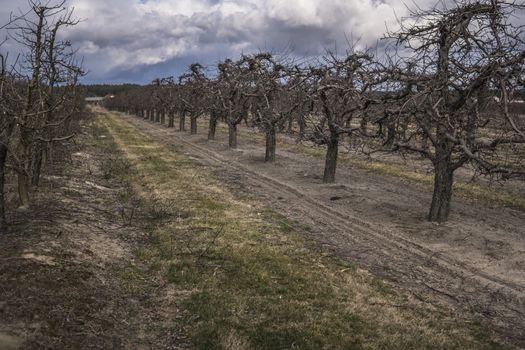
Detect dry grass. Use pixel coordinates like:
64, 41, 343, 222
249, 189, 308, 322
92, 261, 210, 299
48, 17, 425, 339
0, 113, 167, 349
99, 110, 510, 350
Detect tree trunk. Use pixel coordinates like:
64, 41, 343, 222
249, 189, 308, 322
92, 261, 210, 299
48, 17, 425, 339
155, 110, 160, 123
298, 115, 306, 139
17, 172, 30, 210
190, 115, 198, 135
228, 123, 237, 148
0, 144, 7, 231
384, 121, 396, 148
168, 110, 175, 128
16, 134, 31, 210
150, 109, 155, 122
323, 136, 339, 183
265, 125, 276, 162
428, 156, 454, 222
179, 111, 186, 131
31, 148, 43, 187
208, 112, 217, 140
160, 110, 165, 125
360, 116, 368, 134
421, 131, 429, 153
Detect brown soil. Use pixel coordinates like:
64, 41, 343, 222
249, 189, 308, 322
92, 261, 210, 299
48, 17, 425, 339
122, 114, 525, 346
0, 118, 184, 349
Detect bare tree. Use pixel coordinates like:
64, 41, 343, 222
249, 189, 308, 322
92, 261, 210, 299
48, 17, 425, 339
388, 0, 525, 221
32, 6, 82, 186
6, 0, 83, 209
215, 58, 252, 148
179, 63, 208, 135
0, 52, 16, 230
242, 53, 299, 162
155, 77, 179, 128
206, 79, 221, 140
305, 52, 380, 183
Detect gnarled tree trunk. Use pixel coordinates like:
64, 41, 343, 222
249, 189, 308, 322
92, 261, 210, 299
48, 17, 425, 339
360, 115, 367, 134
428, 152, 454, 222
297, 114, 306, 140
179, 111, 186, 131
323, 134, 339, 183
384, 120, 396, 148
287, 114, 293, 134
208, 111, 218, 140
31, 147, 43, 186
265, 124, 276, 162
168, 109, 175, 128
190, 114, 198, 135
228, 122, 237, 148
160, 110, 165, 125
17, 172, 30, 210
17, 130, 31, 210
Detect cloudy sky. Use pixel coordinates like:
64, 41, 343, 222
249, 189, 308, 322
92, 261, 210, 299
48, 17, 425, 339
0, 0, 434, 84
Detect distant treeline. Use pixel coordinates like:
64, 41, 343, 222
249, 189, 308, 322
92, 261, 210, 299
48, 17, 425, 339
81, 84, 142, 97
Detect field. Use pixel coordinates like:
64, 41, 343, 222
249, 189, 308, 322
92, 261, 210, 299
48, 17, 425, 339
2, 1, 525, 349
113, 109, 525, 345
1, 107, 523, 349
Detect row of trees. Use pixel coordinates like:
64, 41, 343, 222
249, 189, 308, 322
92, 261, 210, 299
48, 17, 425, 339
0, 1, 84, 230
106, 0, 525, 222
82, 83, 140, 97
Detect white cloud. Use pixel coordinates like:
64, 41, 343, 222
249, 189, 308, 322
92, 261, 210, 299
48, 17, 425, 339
68, 0, 417, 80
6, 0, 518, 83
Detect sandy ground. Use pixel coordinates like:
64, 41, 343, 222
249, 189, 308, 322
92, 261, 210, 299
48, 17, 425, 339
122, 113, 525, 346
0, 119, 183, 349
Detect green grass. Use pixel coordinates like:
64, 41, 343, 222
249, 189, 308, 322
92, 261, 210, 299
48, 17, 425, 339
96, 109, 512, 350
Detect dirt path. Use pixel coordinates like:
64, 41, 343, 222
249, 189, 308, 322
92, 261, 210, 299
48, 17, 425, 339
121, 113, 525, 346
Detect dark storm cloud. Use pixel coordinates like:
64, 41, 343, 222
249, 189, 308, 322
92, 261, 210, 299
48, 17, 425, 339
0, 0, 435, 83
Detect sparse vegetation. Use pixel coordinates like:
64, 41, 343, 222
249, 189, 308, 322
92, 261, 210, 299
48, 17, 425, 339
0, 0, 85, 226
98, 110, 512, 350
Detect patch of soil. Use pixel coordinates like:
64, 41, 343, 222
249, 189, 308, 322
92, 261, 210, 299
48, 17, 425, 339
122, 114, 525, 347
0, 118, 184, 349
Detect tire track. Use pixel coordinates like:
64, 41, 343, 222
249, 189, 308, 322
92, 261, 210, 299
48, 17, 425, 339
174, 127, 525, 296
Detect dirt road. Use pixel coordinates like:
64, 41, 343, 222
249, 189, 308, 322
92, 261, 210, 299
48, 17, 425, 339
120, 113, 525, 346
